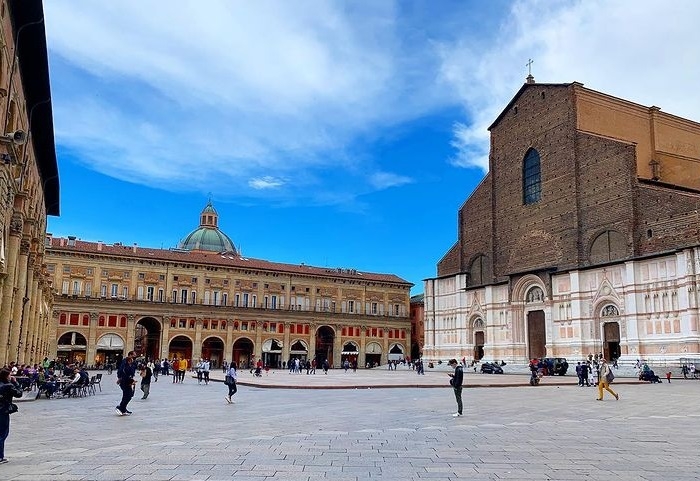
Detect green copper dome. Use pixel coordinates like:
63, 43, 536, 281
178, 201, 238, 254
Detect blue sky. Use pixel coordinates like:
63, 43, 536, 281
43, 1, 700, 293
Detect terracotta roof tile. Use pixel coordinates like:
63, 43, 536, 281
48, 238, 412, 286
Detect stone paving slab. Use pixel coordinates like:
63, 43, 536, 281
1, 370, 698, 480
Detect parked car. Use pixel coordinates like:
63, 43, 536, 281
542, 357, 569, 376
480, 362, 504, 374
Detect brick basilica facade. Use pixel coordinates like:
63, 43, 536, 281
424, 78, 700, 365
45, 203, 412, 369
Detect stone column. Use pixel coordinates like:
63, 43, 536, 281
125, 314, 136, 354
26, 271, 42, 364
254, 321, 262, 360
160, 316, 170, 359
282, 322, 290, 365
224, 318, 233, 364
382, 327, 390, 366
86, 312, 98, 366
333, 324, 342, 368
9, 237, 30, 363
0, 215, 22, 365
20, 258, 36, 363
193, 318, 203, 361
359, 325, 366, 368
308, 323, 316, 362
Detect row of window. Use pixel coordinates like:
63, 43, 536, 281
58, 281, 406, 315
52, 266, 335, 294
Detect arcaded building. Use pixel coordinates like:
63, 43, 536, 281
46, 202, 412, 369
0, 0, 60, 366
424, 77, 700, 365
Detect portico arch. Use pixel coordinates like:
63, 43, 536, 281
57, 331, 87, 364
135, 316, 161, 361
232, 336, 254, 369
365, 341, 382, 368
202, 336, 224, 368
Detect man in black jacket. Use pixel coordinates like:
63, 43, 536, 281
448, 359, 464, 417
116, 351, 137, 416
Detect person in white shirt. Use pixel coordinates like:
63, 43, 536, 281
202, 360, 210, 385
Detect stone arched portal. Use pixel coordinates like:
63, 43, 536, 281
202, 336, 224, 369
135, 317, 161, 361
232, 337, 254, 369
57, 331, 87, 364
169, 335, 193, 362
315, 326, 335, 368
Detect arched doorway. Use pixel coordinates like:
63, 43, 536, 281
473, 318, 485, 360
601, 304, 621, 361
56, 331, 87, 364
474, 331, 485, 360
388, 343, 405, 362
232, 337, 254, 369
315, 325, 335, 368
95, 333, 124, 367
289, 339, 308, 364
341, 341, 359, 365
202, 336, 224, 368
135, 317, 161, 361
168, 335, 193, 363
262, 338, 283, 368
365, 341, 382, 368
527, 310, 546, 359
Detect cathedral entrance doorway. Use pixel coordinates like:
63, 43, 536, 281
135, 317, 161, 361
315, 326, 335, 367
527, 310, 546, 359
603, 322, 621, 361
474, 331, 485, 360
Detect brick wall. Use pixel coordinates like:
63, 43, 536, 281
489, 84, 579, 278
575, 132, 637, 266
635, 183, 700, 255
436, 242, 460, 277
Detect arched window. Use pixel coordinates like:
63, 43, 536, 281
522, 149, 541, 204
589, 230, 627, 264
468, 255, 491, 286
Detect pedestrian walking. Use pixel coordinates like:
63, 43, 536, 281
448, 359, 464, 417
203, 359, 210, 385
224, 361, 238, 404
116, 351, 137, 415
596, 359, 619, 401
139, 363, 152, 399
0, 368, 23, 464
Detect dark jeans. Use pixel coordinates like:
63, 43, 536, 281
453, 387, 463, 415
118, 383, 134, 412
0, 412, 9, 459
203, 371, 210, 384
227, 381, 237, 397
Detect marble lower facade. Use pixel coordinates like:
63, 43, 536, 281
423, 246, 700, 365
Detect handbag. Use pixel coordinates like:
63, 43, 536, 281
1, 403, 18, 414
606, 370, 615, 383
224, 375, 233, 386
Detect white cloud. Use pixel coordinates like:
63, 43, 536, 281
438, 0, 700, 172
44, 0, 700, 201
248, 176, 285, 190
368, 172, 413, 190
44, 0, 448, 202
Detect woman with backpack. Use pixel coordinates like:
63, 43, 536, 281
596, 359, 619, 401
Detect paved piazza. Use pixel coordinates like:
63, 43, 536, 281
3, 369, 700, 481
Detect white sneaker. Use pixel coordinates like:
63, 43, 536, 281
225, 396, 232, 404
452, 412, 462, 417
115, 408, 124, 416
